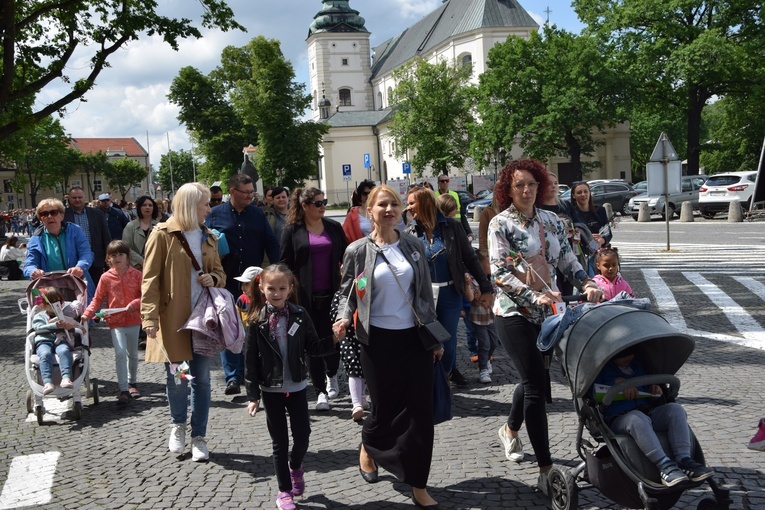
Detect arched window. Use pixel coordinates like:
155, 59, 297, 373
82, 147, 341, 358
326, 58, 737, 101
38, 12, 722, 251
460, 53, 473, 71
339, 88, 352, 106
387, 86, 393, 107
313, 90, 317, 110
377, 91, 383, 110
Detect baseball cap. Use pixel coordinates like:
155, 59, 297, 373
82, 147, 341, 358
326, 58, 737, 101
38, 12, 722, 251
98, 193, 111, 201
234, 266, 263, 283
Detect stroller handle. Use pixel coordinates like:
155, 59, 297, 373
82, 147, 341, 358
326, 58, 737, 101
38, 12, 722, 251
561, 295, 588, 303
601, 374, 681, 407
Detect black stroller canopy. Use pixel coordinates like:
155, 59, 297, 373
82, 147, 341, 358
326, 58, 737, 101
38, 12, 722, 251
558, 305, 695, 398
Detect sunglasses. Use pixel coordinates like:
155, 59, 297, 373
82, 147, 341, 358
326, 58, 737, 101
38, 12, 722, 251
233, 188, 254, 196
38, 210, 60, 218
309, 199, 328, 207
210, 198, 223, 204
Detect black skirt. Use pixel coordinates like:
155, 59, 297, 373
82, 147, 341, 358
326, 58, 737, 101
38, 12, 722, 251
360, 325, 434, 488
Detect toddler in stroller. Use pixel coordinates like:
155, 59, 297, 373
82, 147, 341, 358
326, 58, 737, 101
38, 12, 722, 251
594, 346, 713, 487
32, 287, 79, 394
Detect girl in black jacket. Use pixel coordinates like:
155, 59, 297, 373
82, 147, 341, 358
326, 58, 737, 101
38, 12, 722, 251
244, 264, 339, 510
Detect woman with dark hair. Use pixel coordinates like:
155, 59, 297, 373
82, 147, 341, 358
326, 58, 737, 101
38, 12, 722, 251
488, 159, 602, 495
0, 235, 25, 280
405, 186, 493, 386
569, 181, 611, 276
343, 180, 376, 242
280, 187, 348, 410
122, 195, 160, 270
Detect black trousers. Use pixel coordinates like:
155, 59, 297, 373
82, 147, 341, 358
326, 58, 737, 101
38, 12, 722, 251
307, 292, 340, 394
361, 326, 434, 488
495, 315, 552, 468
262, 389, 311, 493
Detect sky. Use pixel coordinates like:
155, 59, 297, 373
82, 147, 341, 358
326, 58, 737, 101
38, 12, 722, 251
45, 0, 584, 168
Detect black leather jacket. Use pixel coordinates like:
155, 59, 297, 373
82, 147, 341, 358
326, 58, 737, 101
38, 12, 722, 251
244, 302, 335, 401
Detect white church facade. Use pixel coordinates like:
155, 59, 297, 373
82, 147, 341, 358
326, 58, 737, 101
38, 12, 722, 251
305, 0, 631, 201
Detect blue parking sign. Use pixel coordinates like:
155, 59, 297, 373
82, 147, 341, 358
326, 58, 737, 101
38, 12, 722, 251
364, 153, 371, 168
342, 164, 352, 182
403, 161, 411, 174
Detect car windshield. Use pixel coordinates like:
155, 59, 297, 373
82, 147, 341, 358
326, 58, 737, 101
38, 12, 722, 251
705, 175, 742, 186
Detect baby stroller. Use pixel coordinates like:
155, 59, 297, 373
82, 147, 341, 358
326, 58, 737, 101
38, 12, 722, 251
20, 272, 99, 424
545, 303, 731, 510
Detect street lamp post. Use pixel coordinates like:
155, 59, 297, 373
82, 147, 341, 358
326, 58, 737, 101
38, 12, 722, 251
484, 147, 508, 186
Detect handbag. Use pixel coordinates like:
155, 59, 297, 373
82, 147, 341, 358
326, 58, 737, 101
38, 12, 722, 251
432, 359, 453, 425
372, 240, 451, 351
510, 220, 552, 292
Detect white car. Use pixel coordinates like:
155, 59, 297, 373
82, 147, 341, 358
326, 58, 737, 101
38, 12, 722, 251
698, 171, 758, 219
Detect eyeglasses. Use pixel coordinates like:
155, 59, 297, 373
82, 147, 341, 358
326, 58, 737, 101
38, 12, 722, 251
309, 199, 328, 207
38, 210, 60, 218
438, 179, 450, 183
233, 188, 254, 196
209, 198, 222, 205
512, 181, 540, 191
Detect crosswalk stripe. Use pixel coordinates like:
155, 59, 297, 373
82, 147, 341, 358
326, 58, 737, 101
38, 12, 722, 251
641, 268, 686, 330
0, 452, 59, 509
733, 276, 765, 301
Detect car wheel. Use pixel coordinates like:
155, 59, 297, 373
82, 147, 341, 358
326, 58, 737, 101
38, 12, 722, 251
621, 201, 631, 216
661, 204, 675, 220
701, 211, 715, 219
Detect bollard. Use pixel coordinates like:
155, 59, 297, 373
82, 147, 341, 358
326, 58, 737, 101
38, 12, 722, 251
679, 201, 694, 222
638, 202, 651, 222
603, 202, 614, 220
728, 200, 744, 222
472, 204, 485, 222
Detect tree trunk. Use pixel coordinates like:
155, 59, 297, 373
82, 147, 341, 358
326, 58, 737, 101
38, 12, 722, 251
564, 129, 583, 181
685, 85, 705, 176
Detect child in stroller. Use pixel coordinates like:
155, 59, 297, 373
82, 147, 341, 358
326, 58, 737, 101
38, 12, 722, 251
32, 287, 80, 394
594, 346, 713, 487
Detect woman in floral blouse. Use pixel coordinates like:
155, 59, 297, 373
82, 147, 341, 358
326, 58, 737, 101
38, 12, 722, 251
487, 159, 602, 496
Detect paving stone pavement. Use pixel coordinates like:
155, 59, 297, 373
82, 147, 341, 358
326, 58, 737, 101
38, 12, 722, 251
1, 268, 764, 510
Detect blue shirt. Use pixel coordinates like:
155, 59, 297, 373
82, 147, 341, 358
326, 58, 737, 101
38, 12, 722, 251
205, 203, 280, 294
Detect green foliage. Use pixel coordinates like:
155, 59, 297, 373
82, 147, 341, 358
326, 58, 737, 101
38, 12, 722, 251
700, 92, 765, 174
388, 58, 475, 176
574, 0, 764, 175
475, 26, 627, 181
0, 0, 244, 143
107, 157, 148, 200
158, 149, 198, 194
78, 152, 113, 200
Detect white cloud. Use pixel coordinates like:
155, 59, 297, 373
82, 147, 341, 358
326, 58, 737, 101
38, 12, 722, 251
389, 0, 442, 19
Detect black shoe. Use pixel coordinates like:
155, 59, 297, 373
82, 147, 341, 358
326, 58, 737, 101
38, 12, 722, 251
224, 381, 241, 395
138, 340, 147, 350
358, 443, 378, 483
449, 369, 468, 387
411, 490, 440, 509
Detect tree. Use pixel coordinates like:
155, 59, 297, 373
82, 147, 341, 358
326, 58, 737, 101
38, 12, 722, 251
388, 58, 475, 177
0, 0, 243, 146
574, 0, 764, 175
168, 66, 251, 183
107, 157, 147, 201
12, 117, 78, 206
79, 152, 113, 201
158, 150, 197, 195
476, 26, 628, 181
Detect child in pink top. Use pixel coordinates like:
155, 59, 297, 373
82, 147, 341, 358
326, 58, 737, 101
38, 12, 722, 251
592, 247, 634, 301
82, 240, 142, 405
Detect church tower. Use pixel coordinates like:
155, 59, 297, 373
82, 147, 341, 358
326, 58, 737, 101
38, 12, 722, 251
306, 1, 374, 120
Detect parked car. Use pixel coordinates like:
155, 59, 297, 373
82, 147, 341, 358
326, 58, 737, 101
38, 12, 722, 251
633, 181, 648, 195
467, 193, 492, 221
475, 189, 493, 199
628, 175, 706, 220
560, 181, 638, 216
558, 184, 570, 195
456, 190, 476, 209
698, 171, 758, 219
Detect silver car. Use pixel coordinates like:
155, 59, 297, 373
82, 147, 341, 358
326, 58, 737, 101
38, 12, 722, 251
628, 176, 706, 220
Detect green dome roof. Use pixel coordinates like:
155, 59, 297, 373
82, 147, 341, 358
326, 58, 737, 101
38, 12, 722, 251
308, 1, 368, 36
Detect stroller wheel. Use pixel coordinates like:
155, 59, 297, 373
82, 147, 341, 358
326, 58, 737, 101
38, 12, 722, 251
697, 497, 718, 510
26, 390, 33, 414
35, 405, 44, 425
92, 378, 99, 405
72, 401, 82, 420
549, 466, 578, 510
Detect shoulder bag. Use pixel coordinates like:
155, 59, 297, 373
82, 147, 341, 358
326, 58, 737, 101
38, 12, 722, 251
372, 240, 450, 351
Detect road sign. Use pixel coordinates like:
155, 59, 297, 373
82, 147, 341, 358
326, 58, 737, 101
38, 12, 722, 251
342, 164, 352, 182
403, 161, 411, 174
363, 153, 371, 168
649, 132, 679, 162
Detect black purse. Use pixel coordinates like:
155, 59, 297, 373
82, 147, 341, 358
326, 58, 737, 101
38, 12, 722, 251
374, 243, 450, 351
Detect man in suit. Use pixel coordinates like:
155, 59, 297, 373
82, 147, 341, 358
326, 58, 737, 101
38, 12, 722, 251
98, 193, 128, 242
64, 186, 111, 285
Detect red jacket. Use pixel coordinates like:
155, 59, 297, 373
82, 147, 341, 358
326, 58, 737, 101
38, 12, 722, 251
342, 206, 365, 243
83, 266, 142, 328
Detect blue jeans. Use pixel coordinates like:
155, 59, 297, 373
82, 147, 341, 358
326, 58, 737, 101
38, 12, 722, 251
609, 403, 691, 465
436, 284, 463, 374
111, 325, 140, 391
166, 354, 211, 438
219, 349, 243, 384
36, 342, 73, 383
474, 322, 499, 370
463, 306, 477, 354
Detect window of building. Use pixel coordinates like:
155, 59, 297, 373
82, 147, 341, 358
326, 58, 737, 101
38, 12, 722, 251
387, 87, 393, 107
342, 58, 349, 66
3, 180, 12, 193
377, 91, 383, 110
94, 180, 102, 192
460, 53, 473, 71
339, 88, 352, 106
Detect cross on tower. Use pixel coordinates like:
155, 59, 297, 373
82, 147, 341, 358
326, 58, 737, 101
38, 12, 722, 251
544, 6, 552, 24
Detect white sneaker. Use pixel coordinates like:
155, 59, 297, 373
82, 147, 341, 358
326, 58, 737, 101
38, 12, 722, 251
497, 425, 525, 462
487, 360, 493, 375
326, 375, 339, 399
537, 470, 550, 496
479, 369, 492, 384
191, 436, 209, 462
168, 424, 186, 454
315, 393, 330, 411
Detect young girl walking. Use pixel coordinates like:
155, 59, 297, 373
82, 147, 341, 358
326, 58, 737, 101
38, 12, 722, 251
592, 246, 634, 301
82, 240, 143, 405
244, 264, 340, 510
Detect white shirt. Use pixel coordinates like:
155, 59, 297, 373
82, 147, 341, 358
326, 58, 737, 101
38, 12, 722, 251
369, 241, 416, 329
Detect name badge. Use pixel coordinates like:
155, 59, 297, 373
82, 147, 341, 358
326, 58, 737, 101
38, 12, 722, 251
288, 322, 300, 336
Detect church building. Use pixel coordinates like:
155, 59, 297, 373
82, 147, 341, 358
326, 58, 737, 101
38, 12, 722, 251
306, 0, 631, 200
